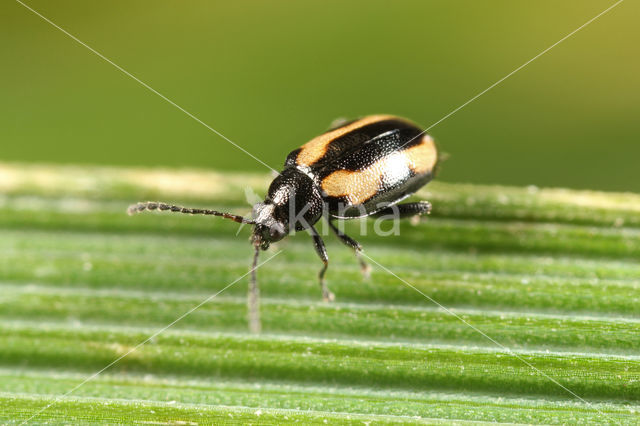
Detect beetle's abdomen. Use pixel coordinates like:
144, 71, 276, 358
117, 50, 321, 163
321, 132, 437, 218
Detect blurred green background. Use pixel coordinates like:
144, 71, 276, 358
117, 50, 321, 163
2, 0, 638, 191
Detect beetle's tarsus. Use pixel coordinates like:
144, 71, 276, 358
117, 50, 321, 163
353, 247, 371, 280
359, 254, 372, 280
322, 284, 335, 303
318, 262, 334, 302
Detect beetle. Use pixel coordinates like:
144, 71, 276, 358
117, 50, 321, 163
128, 115, 438, 332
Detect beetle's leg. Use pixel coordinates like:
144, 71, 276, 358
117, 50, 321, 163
328, 219, 370, 279
309, 225, 334, 302
328, 117, 351, 130
248, 244, 261, 334
373, 201, 432, 221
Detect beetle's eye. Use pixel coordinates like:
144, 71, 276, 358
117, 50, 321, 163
269, 224, 285, 241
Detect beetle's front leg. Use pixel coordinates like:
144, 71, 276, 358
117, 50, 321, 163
309, 225, 334, 302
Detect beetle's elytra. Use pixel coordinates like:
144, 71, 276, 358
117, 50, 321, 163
128, 115, 438, 332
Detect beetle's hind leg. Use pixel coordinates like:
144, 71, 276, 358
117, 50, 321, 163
328, 219, 370, 279
309, 225, 334, 302
373, 201, 432, 223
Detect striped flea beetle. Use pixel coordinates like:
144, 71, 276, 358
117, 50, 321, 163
128, 115, 438, 332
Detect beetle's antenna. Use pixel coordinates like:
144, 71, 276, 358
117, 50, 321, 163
248, 244, 261, 334
127, 201, 255, 224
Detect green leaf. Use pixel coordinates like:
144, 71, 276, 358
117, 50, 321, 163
0, 162, 638, 424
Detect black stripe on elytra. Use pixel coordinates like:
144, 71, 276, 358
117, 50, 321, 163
285, 118, 424, 171
285, 118, 416, 169
316, 119, 419, 168
316, 127, 424, 177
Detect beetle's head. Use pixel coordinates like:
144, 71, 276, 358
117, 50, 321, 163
250, 201, 288, 250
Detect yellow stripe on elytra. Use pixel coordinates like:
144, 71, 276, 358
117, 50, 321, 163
406, 135, 437, 174
296, 115, 397, 167
321, 159, 387, 206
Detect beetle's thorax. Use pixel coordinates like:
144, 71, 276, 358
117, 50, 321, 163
251, 168, 323, 250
